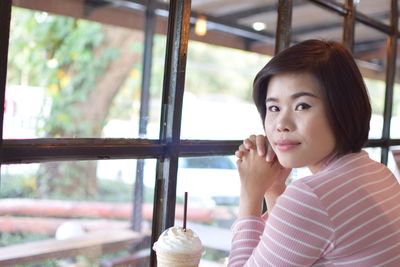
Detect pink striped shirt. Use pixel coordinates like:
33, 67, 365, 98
229, 150, 400, 266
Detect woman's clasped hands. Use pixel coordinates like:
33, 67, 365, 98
235, 135, 291, 216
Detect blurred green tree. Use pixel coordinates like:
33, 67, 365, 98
8, 8, 142, 198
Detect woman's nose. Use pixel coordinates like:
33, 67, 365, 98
277, 124, 291, 132
276, 112, 293, 132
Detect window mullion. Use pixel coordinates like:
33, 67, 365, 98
275, 0, 293, 54
343, 0, 356, 52
0, 139, 164, 163
1, 1, 14, 179
0, 0, 11, 142
381, 0, 398, 164
150, 0, 191, 265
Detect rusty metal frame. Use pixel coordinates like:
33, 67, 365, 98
0, 0, 11, 143
275, 0, 293, 54
381, 0, 398, 164
343, 0, 355, 52
150, 0, 191, 265
0, 0, 12, 179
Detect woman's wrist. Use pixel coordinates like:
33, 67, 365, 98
265, 186, 286, 197
264, 191, 283, 212
238, 193, 264, 217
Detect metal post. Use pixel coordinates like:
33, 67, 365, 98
381, 0, 398, 164
150, 0, 191, 265
275, 0, 293, 54
0, 0, 12, 184
132, 0, 156, 233
343, 0, 356, 53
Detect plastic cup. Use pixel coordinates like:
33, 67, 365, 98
153, 226, 204, 267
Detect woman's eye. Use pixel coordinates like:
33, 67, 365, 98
267, 105, 279, 112
295, 103, 311, 111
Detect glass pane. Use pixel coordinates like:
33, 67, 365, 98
290, 167, 312, 182
364, 147, 382, 163
176, 156, 239, 265
5, 5, 161, 139
149, 34, 166, 139
0, 159, 156, 266
364, 77, 385, 139
180, 40, 267, 140
291, 0, 343, 43
388, 146, 400, 181
166, 1, 274, 140
354, 22, 387, 139
392, 78, 400, 139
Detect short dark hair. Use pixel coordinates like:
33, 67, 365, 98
253, 39, 371, 156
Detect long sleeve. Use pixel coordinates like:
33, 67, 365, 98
228, 180, 334, 266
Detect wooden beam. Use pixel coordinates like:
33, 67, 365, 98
220, 3, 278, 21
0, 198, 213, 222
0, 216, 131, 235
220, 1, 310, 21
0, 229, 144, 266
100, 248, 150, 267
0, 138, 164, 163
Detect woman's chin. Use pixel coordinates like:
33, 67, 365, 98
277, 157, 306, 169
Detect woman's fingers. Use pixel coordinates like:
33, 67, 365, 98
266, 142, 276, 162
235, 150, 244, 158
237, 134, 274, 161
236, 157, 242, 167
239, 134, 275, 161
255, 135, 266, 156
243, 138, 255, 150
254, 134, 275, 162
236, 143, 250, 159
238, 144, 248, 152
236, 138, 254, 161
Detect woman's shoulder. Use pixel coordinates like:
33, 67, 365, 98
298, 150, 376, 186
287, 149, 397, 204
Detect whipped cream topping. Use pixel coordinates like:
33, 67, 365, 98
153, 226, 203, 254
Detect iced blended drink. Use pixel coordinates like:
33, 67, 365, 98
153, 226, 204, 267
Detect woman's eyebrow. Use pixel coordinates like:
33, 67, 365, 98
291, 91, 318, 99
265, 97, 278, 103
266, 92, 318, 103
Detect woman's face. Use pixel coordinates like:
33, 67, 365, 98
264, 72, 336, 173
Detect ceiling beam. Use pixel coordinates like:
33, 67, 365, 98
220, 1, 309, 21
292, 12, 389, 36
308, 0, 392, 34
355, 39, 386, 54
220, 4, 278, 21
81, 0, 275, 43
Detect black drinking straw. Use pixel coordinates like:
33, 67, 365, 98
183, 192, 188, 231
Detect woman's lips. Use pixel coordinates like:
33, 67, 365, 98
275, 140, 301, 152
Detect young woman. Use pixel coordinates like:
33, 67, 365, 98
229, 40, 400, 266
